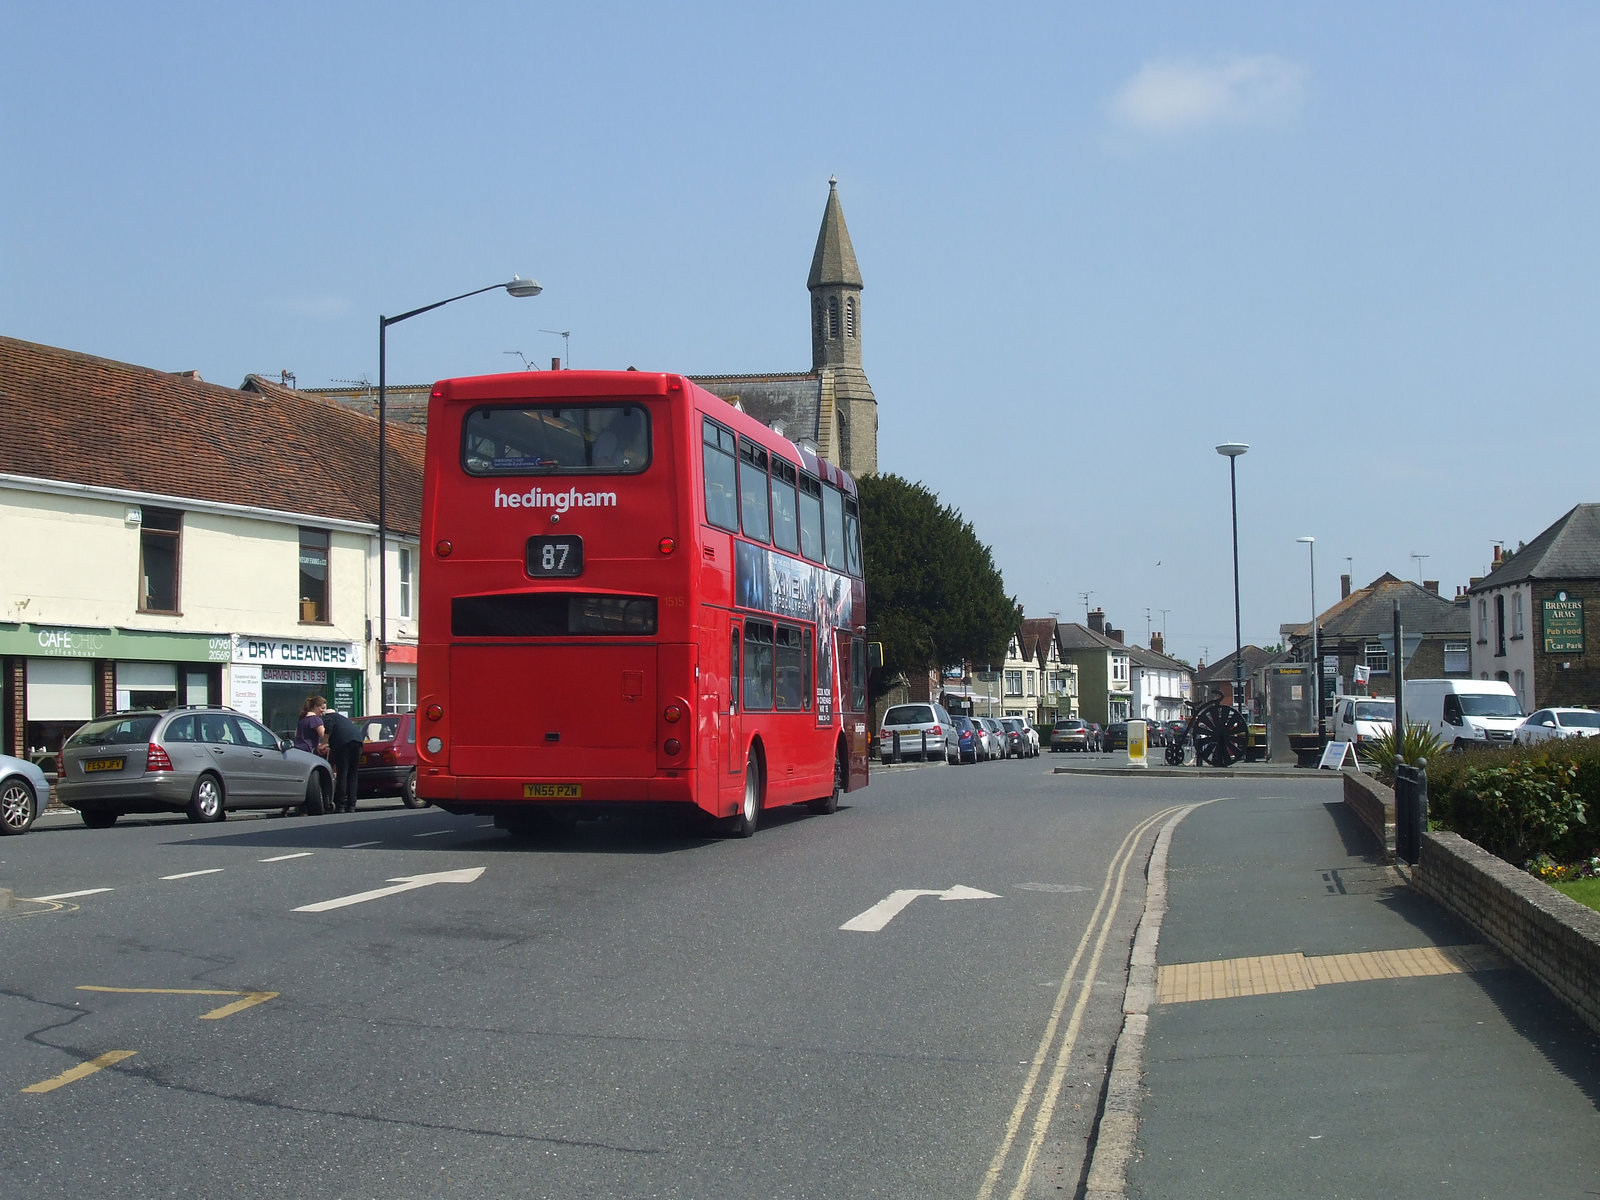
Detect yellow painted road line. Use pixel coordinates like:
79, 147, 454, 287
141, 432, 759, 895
78, 986, 241, 996
75, 985, 278, 1020
1158, 943, 1507, 1004
976, 803, 1188, 1200
22, 1050, 136, 1094
199, 991, 279, 1020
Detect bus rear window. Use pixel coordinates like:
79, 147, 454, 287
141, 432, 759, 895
462, 404, 651, 475
452, 593, 658, 637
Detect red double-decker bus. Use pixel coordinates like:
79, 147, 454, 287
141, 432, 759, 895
415, 369, 870, 837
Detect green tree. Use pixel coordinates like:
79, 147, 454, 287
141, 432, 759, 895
858, 473, 1019, 690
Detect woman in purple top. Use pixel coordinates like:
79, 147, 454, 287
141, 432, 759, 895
295, 695, 329, 756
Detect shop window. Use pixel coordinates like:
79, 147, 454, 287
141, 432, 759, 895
300, 528, 330, 623
384, 674, 417, 713
139, 507, 182, 613
117, 662, 176, 710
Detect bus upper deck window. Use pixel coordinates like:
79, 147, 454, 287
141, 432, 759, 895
822, 483, 846, 572
798, 473, 823, 562
771, 457, 799, 555
462, 404, 651, 475
738, 439, 771, 544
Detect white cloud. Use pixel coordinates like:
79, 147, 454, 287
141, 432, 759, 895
283, 295, 352, 320
1108, 54, 1310, 135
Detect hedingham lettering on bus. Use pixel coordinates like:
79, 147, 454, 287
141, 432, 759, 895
494, 487, 619, 512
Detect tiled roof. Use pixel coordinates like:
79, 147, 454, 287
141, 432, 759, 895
1056, 622, 1127, 652
692, 373, 821, 447
0, 337, 425, 536
1470, 504, 1600, 590
1314, 577, 1468, 638
1194, 645, 1273, 683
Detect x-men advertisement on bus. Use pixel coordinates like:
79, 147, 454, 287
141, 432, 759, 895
734, 540, 862, 727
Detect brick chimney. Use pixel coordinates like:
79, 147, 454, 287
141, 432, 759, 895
1151, 632, 1165, 655
1087, 608, 1105, 634
1424, 580, 1439, 595
1107, 627, 1124, 644
551, 357, 561, 371
1340, 574, 1351, 599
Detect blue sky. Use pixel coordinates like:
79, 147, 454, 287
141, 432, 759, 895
6, 2, 1599, 669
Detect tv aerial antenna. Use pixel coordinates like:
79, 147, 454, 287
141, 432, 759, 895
541, 329, 572, 367
503, 351, 539, 371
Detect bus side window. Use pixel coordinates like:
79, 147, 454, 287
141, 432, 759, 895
704, 418, 738, 531
843, 495, 863, 578
738, 439, 771, 543
802, 627, 814, 711
822, 482, 846, 571
798, 473, 823, 562
775, 624, 803, 710
743, 621, 775, 711
771, 457, 800, 555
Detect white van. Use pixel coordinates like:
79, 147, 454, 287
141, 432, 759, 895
1402, 679, 1525, 750
1328, 695, 1395, 754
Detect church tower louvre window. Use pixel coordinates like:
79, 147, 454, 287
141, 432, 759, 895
828, 297, 840, 339
845, 297, 856, 338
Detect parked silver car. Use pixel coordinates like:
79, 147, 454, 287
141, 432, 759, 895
0, 753, 50, 835
878, 702, 959, 764
56, 707, 335, 827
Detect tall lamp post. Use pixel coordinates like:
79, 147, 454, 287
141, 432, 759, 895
1297, 535, 1321, 747
377, 277, 542, 705
1215, 442, 1249, 713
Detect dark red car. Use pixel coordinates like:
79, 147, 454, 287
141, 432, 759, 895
356, 713, 425, 807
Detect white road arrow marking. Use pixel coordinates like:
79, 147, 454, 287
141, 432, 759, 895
840, 885, 1000, 932
293, 867, 486, 913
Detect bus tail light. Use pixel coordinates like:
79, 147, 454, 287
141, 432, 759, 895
664, 738, 682, 756
425, 704, 443, 721
663, 704, 683, 723
659, 537, 675, 555
435, 540, 454, 557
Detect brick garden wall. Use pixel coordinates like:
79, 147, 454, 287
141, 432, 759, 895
1414, 831, 1600, 1035
1341, 769, 1394, 859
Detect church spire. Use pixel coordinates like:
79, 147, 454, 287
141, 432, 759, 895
809, 177, 863, 370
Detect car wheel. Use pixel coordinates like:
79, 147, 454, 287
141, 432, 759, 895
402, 768, 426, 809
185, 774, 225, 823
81, 808, 119, 828
724, 753, 761, 837
0, 778, 37, 835
809, 744, 845, 814
303, 771, 328, 816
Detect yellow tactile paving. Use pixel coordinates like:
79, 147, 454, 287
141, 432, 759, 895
1157, 944, 1507, 1004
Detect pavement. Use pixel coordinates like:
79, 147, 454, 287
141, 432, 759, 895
1084, 776, 1600, 1200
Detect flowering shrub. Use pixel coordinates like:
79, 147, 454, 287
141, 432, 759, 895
1527, 852, 1600, 882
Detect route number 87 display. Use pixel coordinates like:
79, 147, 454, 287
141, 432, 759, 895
525, 536, 584, 578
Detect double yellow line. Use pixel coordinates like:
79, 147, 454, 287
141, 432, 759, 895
976, 803, 1189, 1200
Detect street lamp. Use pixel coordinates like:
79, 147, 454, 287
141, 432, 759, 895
377, 277, 542, 705
1216, 442, 1249, 712
1298, 535, 1321, 747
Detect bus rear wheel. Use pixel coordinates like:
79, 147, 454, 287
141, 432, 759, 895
724, 754, 761, 837
808, 745, 845, 815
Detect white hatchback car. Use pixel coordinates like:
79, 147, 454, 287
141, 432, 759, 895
1513, 708, 1600, 745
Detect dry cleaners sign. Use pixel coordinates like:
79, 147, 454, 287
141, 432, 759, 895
231, 634, 363, 669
